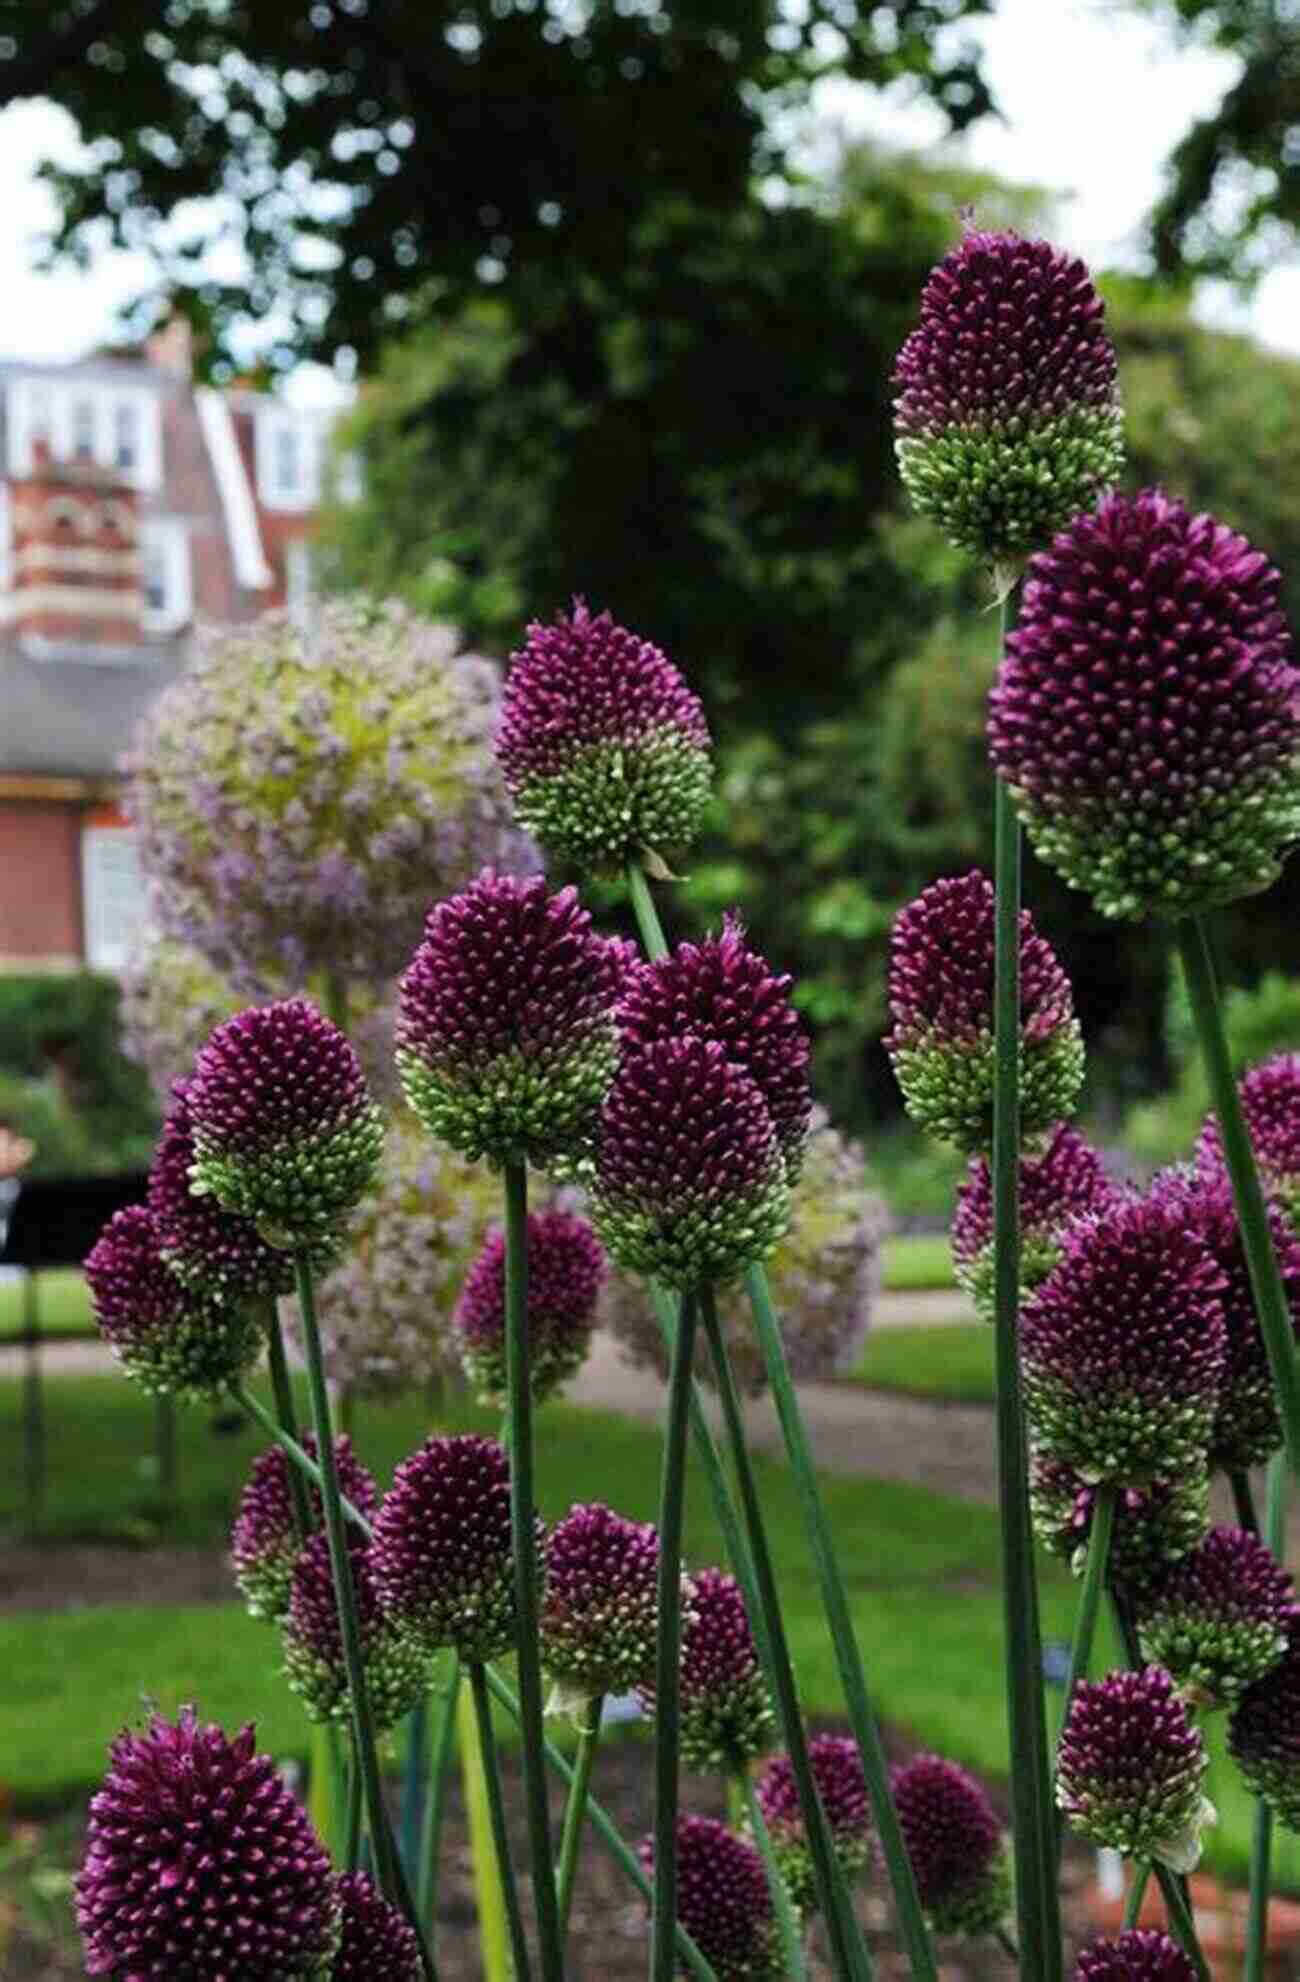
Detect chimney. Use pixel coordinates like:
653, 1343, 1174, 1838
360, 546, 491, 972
146, 316, 193, 380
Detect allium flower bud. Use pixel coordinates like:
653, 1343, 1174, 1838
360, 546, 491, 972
1057, 1666, 1214, 1871
231, 1434, 379, 1621
637, 1816, 781, 1982
149, 1081, 293, 1300
187, 1000, 383, 1249
283, 1532, 429, 1732
498, 600, 713, 871
893, 228, 1123, 569
1228, 1614, 1300, 1830
1075, 1931, 1200, 1982
1199, 1053, 1300, 1239
540, 1502, 660, 1707
673, 1568, 772, 1772
85, 1204, 262, 1399
370, 1434, 519, 1660
455, 1209, 605, 1406
334, 1872, 422, 1982
885, 870, 1083, 1154
953, 1124, 1116, 1320
76, 1707, 341, 1979
617, 917, 812, 1181
397, 870, 623, 1166
989, 490, 1300, 921
1020, 1194, 1228, 1485
756, 1734, 872, 1915
890, 1753, 1012, 1937
591, 1035, 791, 1288
1029, 1453, 1209, 1593
1136, 1524, 1293, 1707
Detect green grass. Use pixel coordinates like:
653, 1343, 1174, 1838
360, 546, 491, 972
880, 1232, 955, 1292
856, 1322, 994, 1403
0, 1267, 93, 1340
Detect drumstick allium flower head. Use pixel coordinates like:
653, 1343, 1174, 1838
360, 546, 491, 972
540, 1502, 661, 1707
454, 1209, 605, 1406
282, 1532, 429, 1733
370, 1433, 520, 1661
1228, 1614, 1300, 1831
1029, 1454, 1209, 1593
1075, 1932, 1200, 1982
333, 1873, 422, 1982
1056, 1666, 1214, 1872
1198, 1052, 1300, 1241
756, 1733, 872, 1915
1136, 1524, 1294, 1707
86, 1203, 262, 1400
149, 1080, 294, 1299
674, 1567, 773, 1772
952, 1122, 1116, 1319
231, 1434, 378, 1622
636, 1816, 781, 1981
891, 1752, 1012, 1936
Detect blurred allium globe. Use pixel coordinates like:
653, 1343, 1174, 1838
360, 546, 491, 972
1135, 1524, 1293, 1707
1056, 1666, 1213, 1871
637, 1815, 780, 1982
1198, 1052, 1300, 1239
989, 490, 1300, 921
1029, 1453, 1209, 1593
126, 600, 534, 997
952, 1124, 1117, 1321
497, 600, 713, 872
1228, 1614, 1300, 1830
86, 1203, 263, 1401
454, 1208, 606, 1406
892, 228, 1122, 569
886, 869, 1084, 1154
1075, 1931, 1200, 1982
756, 1733, 872, 1916
890, 1752, 1011, 1937
603, 1107, 884, 1396
120, 932, 241, 1101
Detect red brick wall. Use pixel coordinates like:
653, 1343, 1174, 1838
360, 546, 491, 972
0, 800, 83, 966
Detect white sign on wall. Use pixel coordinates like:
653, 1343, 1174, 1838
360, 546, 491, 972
81, 820, 147, 973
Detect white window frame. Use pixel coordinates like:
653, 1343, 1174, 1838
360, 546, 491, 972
254, 406, 322, 512
5, 378, 162, 490
139, 518, 192, 633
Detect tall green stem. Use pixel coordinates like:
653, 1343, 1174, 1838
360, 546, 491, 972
456, 1677, 512, 1982
468, 1661, 534, 1982
741, 1768, 810, 1982
502, 1156, 564, 1981
1231, 1470, 1260, 1536
231, 1385, 371, 1531
1123, 1864, 1152, 1932
992, 767, 1062, 1982
626, 859, 670, 960
401, 1697, 429, 1880
266, 1300, 312, 1541
1245, 1450, 1288, 1982
418, 1653, 461, 1936
699, 1288, 872, 1982
554, 1692, 604, 1941
1154, 1862, 1211, 1982
1056, 1485, 1116, 1744
650, 1289, 700, 1982
1177, 917, 1300, 1475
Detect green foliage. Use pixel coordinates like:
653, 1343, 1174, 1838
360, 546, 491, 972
0, 977, 158, 1177
880, 1233, 957, 1292
1127, 968, 1300, 1169
856, 1324, 993, 1403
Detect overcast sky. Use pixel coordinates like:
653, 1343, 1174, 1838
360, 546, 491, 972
0, 0, 1295, 398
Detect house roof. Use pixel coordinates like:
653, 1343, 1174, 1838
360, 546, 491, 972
0, 643, 187, 779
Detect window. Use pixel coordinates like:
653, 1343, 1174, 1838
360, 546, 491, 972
142, 539, 167, 613
140, 519, 192, 632
4, 380, 161, 487
72, 400, 95, 461
273, 422, 300, 500
254, 407, 322, 511
114, 401, 138, 470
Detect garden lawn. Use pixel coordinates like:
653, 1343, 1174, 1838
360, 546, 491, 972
0, 1268, 93, 1340
880, 1233, 954, 1292
856, 1322, 994, 1403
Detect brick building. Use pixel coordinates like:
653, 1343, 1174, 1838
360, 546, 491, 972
0, 321, 345, 973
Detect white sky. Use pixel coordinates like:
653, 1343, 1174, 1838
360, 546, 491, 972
0, 0, 1295, 397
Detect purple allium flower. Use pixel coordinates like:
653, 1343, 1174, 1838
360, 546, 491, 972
952, 1123, 1117, 1320
1056, 1666, 1213, 1870
1075, 1930, 1200, 1982
756, 1734, 872, 1916
282, 1531, 430, 1732
1152, 1164, 1300, 1471
890, 1753, 1012, 1937
1198, 1053, 1300, 1240
617, 917, 812, 1182
231, 1435, 379, 1622
590, 1035, 791, 1288
1135, 1524, 1294, 1707
637, 1815, 781, 1982
187, 999, 383, 1249
673, 1567, 772, 1772
893, 228, 1123, 568
885, 870, 1084, 1154
1228, 1613, 1300, 1830
1019, 1193, 1228, 1485
397, 870, 624, 1167
540, 1502, 660, 1706
370, 1433, 519, 1660
1029, 1452, 1209, 1593
149, 1080, 294, 1300
455, 1209, 606, 1406
76, 1707, 340, 1979
85, 1203, 262, 1400
333, 1872, 421, 1982
989, 490, 1300, 921
497, 600, 713, 871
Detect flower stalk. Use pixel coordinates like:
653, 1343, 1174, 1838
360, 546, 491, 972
650, 1289, 700, 1982
741, 1768, 809, 1982
418, 1653, 461, 1934
1245, 1450, 1289, 1982
468, 1660, 534, 1982
554, 1691, 605, 1940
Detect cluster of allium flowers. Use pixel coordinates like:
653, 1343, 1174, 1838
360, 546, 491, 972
231, 1434, 378, 1621
126, 600, 533, 998
398, 871, 624, 1168
1135, 1524, 1294, 1707
76, 1708, 340, 1979
890, 1753, 1011, 1937
1029, 1453, 1209, 1592
1019, 1193, 1228, 1485
119, 931, 242, 1101
497, 600, 713, 872
371, 1434, 520, 1660
85, 1203, 262, 1400
539, 1502, 660, 1707
672, 1568, 772, 1771
333, 1872, 422, 1982
289, 1114, 499, 1399
282, 1531, 429, 1732
187, 999, 383, 1250
892, 227, 1123, 570
952, 1123, 1116, 1320
637, 1816, 781, 1982
603, 1108, 885, 1396
885, 870, 1084, 1154
590, 1034, 791, 1288
149, 1081, 292, 1300
1229, 1614, 1300, 1830
1199, 1052, 1300, 1239
1056, 1666, 1213, 1871
1152, 1164, 1300, 1470
1075, 1932, 1200, 1982
455, 1208, 605, 1406
989, 490, 1300, 921
756, 1735, 872, 1916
